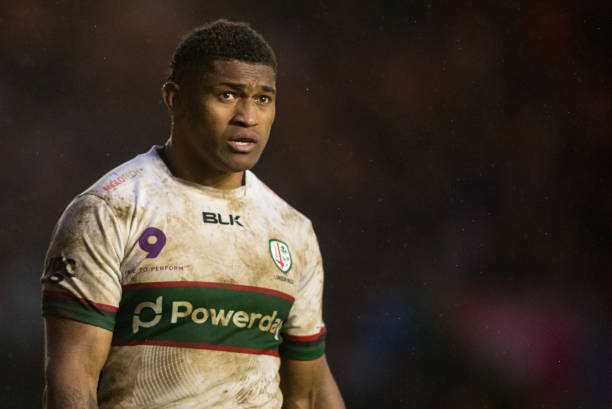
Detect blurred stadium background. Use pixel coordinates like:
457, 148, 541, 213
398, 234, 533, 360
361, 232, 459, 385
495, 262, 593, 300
1, 1, 610, 408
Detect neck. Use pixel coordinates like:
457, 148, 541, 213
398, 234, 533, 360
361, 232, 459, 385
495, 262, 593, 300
161, 139, 244, 190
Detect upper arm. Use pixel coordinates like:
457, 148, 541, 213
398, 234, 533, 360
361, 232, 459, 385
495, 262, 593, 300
41, 194, 124, 327
279, 222, 344, 408
42, 194, 124, 332
280, 356, 323, 409
44, 316, 113, 408
41, 194, 125, 407
280, 221, 326, 361
280, 354, 345, 409
314, 355, 345, 409
44, 316, 113, 381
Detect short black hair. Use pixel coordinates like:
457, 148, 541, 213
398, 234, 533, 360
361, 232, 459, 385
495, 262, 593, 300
169, 19, 277, 84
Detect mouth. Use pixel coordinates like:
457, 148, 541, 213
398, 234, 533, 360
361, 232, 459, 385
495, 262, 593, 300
227, 135, 257, 153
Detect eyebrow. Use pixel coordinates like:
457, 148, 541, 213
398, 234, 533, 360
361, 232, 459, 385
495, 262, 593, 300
218, 82, 276, 94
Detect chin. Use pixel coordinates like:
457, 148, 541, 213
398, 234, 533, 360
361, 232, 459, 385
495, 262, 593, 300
225, 156, 261, 172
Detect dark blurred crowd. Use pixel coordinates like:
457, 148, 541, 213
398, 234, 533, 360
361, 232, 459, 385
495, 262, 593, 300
1, 1, 610, 408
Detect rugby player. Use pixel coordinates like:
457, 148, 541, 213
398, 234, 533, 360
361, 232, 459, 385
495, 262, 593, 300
42, 19, 344, 409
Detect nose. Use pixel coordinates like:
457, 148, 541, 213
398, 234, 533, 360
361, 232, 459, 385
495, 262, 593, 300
232, 99, 258, 127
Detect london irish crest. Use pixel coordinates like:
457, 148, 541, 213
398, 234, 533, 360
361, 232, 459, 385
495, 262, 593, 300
269, 239, 292, 273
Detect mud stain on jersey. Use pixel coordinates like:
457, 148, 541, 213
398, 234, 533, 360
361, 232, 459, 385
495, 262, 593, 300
109, 202, 132, 224
44, 194, 114, 282
132, 346, 201, 406
232, 355, 281, 407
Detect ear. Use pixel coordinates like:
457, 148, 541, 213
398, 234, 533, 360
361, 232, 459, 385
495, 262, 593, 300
161, 81, 180, 114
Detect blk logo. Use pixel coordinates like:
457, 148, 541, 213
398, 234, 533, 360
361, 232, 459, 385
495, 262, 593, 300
202, 212, 243, 227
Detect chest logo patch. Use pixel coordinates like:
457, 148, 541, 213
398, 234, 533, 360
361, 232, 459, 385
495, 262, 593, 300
269, 239, 292, 273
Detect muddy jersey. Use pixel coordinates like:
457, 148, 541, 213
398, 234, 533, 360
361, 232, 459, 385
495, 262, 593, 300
41, 146, 326, 409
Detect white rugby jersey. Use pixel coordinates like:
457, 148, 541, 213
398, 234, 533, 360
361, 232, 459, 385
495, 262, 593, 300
41, 146, 326, 409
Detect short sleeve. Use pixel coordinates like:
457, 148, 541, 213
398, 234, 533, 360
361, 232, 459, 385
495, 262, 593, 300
41, 193, 124, 331
279, 221, 326, 360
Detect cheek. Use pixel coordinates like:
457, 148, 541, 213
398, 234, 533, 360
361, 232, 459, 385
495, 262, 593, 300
263, 109, 276, 131
201, 106, 231, 132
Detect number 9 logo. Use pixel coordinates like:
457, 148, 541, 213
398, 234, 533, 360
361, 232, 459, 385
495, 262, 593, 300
138, 227, 167, 258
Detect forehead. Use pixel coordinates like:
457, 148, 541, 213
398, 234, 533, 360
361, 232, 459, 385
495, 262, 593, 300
199, 60, 276, 90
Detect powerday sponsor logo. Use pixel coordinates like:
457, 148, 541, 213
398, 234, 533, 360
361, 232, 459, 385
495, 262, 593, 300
113, 283, 294, 355
269, 239, 292, 273
131, 296, 284, 340
102, 168, 144, 191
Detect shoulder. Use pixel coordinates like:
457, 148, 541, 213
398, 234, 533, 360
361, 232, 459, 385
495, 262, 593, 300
247, 171, 313, 231
50, 147, 166, 234
71, 147, 167, 218
83, 147, 162, 199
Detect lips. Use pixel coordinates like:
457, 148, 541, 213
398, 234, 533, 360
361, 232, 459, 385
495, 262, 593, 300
227, 134, 257, 153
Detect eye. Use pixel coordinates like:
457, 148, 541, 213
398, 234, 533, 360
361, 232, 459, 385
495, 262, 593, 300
256, 95, 272, 105
219, 91, 236, 102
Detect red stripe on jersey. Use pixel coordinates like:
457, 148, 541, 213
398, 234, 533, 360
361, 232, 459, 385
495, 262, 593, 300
122, 281, 294, 303
111, 339, 280, 357
283, 327, 327, 342
43, 290, 119, 313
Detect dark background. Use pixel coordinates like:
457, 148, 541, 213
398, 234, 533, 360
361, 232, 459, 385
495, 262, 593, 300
1, 1, 610, 408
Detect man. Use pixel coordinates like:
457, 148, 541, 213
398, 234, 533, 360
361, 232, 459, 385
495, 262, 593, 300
42, 20, 344, 409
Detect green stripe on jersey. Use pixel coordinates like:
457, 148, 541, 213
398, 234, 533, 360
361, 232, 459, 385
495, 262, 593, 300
113, 285, 293, 354
42, 292, 116, 331
279, 336, 326, 361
